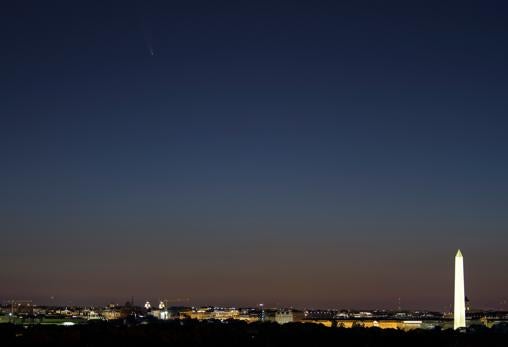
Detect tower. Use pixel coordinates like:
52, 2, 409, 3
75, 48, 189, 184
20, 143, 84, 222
454, 249, 466, 330
259, 304, 265, 322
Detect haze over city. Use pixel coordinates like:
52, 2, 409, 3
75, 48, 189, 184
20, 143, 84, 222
1, 0, 508, 312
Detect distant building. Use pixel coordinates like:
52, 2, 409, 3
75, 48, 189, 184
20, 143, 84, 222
8, 300, 33, 315
353, 312, 373, 319
213, 308, 240, 320
102, 308, 126, 320
263, 310, 293, 324
237, 308, 261, 322
82, 308, 101, 320
179, 307, 240, 321
160, 309, 172, 320
275, 310, 293, 324
304, 310, 336, 320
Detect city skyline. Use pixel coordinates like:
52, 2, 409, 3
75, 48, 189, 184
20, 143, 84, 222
2, 1, 508, 310
0, 249, 500, 312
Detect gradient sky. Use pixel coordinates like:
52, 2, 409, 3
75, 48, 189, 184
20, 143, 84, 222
1, 0, 508, 310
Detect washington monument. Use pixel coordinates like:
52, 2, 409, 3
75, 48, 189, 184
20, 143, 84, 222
454, 249, 466, 330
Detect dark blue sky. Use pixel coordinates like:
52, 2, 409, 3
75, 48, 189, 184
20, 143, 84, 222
1, 1, 508, 309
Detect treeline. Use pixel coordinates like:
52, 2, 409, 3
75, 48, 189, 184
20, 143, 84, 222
1, 319, 507, 346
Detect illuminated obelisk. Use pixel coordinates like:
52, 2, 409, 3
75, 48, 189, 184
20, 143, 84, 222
454, 249, 466, 330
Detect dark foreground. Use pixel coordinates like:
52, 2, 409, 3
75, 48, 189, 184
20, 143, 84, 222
1, 320, 508, 347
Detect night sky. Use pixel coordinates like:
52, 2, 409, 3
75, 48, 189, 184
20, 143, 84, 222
1, 1, 508, 310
